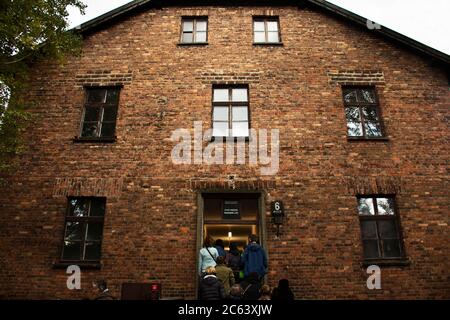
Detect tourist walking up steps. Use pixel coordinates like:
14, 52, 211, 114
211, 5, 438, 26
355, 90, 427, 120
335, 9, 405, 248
199, 267, 226, 300
198, 236, 218, 276
226, 242, 242, 283
215, 256, 235, 295
242, 234, 268, 280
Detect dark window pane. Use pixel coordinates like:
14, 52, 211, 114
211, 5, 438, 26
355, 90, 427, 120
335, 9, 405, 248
343, 89, 358, 104
358, 198, 375, 215
83, 107, 100, 122
90, 199, 106, 217
81, 122, 99, 138
345, 107, 361, 122
64, 222, 82, 241
86, 222, 104, 241
100, 122, 116, 138
362, 107, 379, 122
376, 198, 395, 215
87, 89, 107, 104
102, 106, 118, 122
358, 89, 376, 104
362, 240, 380, 259
382, 239, 401, 258
360, 221, 377, 239
69, 199, 88, 217
364, 122, 383, 137
106, 89, 120, 104
378, 220, 397, 239
84, 241, 101, 260
347, 122, 362, 137
62, 241, 82, 260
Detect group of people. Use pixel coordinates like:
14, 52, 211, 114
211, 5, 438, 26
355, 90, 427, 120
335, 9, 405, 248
198, 234, 294, 300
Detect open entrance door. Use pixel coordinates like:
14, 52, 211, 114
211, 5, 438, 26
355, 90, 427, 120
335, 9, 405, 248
201, 192, 262, 257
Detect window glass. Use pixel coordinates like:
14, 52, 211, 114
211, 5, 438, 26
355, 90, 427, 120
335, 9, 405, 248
254, 21, 265, 32
213, 89, 229, 102
213, 122, 229, 137
267, 21, 278, 31
358, 198, 375, 215
213, 107, 228, 121
232, 107, 248, 121
376, 198, 395, 215
232, 122, 249, 137
232, 89, 248, 102
62, 242, 82, 260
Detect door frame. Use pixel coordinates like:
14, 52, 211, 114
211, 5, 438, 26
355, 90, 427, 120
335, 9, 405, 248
195, 190, 267, 298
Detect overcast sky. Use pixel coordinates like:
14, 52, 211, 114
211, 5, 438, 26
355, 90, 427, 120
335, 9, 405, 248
67, 0, 450, 55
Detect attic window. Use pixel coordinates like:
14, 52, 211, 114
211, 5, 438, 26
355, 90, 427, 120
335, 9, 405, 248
180, 17, 208, 44
253, 17, 282, 44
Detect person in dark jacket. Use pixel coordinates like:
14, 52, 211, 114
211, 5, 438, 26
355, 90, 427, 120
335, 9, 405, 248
199, 267, 226, 300
93, 280, 115, 300
215, 239, 227, 257
240, 272, 262, 300
227, 284, 243, 300
242, 234, 268, 279
226, 242, 242, 283
271, 279, 295, 301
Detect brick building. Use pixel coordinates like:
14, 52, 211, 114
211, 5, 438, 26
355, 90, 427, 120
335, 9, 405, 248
0, 0, 449, 299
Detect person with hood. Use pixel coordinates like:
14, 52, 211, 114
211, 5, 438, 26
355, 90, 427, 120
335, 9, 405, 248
241, 234, 268, 280
240, 272, 262, 300
215, 256, 235, 295
225, 242, 242, 283
215, 239, 227, 257
198, 236, 218, 276
271, 279, 295, 301
199, 267, 226, 300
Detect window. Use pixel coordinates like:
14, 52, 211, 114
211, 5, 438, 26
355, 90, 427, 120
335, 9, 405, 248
61, 198, 106, 262
357, 196, 405, 260
180, 17, 208, 43
212, 87, 249, 138
253, 17, 281, 44
80, 87, 120, 140
343, 87, 384, 138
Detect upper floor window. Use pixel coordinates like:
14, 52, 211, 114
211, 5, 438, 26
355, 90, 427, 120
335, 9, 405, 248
343, 87, 384, 138
181, 17, 208, 44
212, 87, 249, 138
253, 17, 281, 44
61, 197, 106, 262
357, 196, 405, 261
80, 87, 120, 140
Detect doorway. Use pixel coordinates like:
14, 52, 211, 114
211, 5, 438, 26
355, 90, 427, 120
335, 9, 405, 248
202, 193, 261, 252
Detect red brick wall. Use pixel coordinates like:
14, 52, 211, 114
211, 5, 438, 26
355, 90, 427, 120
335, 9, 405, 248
0, 5, 449, 299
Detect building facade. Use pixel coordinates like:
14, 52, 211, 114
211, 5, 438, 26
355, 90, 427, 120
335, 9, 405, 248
0, 0, 449, 299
